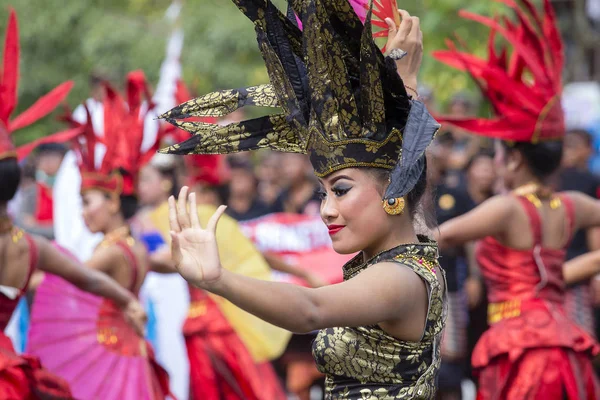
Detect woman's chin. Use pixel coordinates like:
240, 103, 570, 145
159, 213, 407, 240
331, 241, 361, 255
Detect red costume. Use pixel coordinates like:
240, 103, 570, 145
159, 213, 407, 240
434, 1, 600, 398
474, 195, 599, 399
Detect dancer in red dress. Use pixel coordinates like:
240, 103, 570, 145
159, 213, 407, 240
434, 1, 600, 398
0, 10, 146, 399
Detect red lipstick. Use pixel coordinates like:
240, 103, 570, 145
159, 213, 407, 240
327, 225, 345, 236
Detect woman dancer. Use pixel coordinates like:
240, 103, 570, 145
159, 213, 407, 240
433, 1, 600, 398
0, 10, 145, 399
27, 72, 172, 400
159, 0, 446, 397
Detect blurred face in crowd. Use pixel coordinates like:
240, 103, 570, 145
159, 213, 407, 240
256, 152, 282, 184
229, 168, 257, 198
318, 168, 401, 255
467, 154, 496, 193
282, 153, 311, 185
36, 152, 64, 177
138, 165, 172, 207
81, 189, 119, 234
562, 130, 592, 169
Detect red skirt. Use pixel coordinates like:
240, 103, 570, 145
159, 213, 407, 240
475, 299, 600, 399
0, 333, 73, 400
477, 348, 600, 400
184, 293, 285, 400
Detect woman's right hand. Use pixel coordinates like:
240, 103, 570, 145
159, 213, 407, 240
123, 299, 148, 336
384, 9, 423, 93
168, 186, 226, 288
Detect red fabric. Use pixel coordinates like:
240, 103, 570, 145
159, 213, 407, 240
34, 182, 54, 224
0, 233, 73, 399
184, 286, 284, 400
433, 0, 565, 143
185, 154, 229, 187
473, 194, 600, 398
0, 9, 73, 159
0, 333, 74, 400
477, 348, 600, 400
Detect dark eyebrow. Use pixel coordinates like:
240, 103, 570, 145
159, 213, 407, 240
329, 174, 353, 185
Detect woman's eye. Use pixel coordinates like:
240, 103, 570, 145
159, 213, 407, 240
332, 187, 350, 197
315, 189, 327, 200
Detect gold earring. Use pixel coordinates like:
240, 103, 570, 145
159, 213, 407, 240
382, 197, 405, 215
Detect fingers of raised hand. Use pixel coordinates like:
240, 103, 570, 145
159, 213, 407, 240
397, 10, 413, 38
189, 192, 202, 229
168, 195, 181, 232
177, 186, 192, 229
410, 16, 420, 35
207, 205, 227, 234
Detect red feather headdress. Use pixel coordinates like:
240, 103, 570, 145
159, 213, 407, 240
165, 80, 227, 186
75, 71, 163, 196
432, 0, 565, 143
0, 9, 78, 160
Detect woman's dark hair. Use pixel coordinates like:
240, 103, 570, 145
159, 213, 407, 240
465, 148, 495, 172
119, 195, 139, 220
502, 140, 563, 180
154, 164, 179, 198
0, 158, 22, 203
366, 158, 436, 228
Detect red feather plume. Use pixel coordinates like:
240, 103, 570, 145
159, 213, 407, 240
0, 9, 74, 160
432, 0, 565, 143
75, 71, 163, 196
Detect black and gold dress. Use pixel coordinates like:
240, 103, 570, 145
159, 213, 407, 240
312, 242, 446, 399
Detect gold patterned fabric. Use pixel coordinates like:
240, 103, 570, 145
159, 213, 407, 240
159, 0, 439, 197
312, 242, 447, 399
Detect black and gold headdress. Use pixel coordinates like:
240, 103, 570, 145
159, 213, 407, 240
159, 0, 440, 207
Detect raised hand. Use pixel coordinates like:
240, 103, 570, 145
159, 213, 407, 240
385, 9, 423, 95
168, 186, 226, 287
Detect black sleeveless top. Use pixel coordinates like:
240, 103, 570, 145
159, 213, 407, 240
312, 242, 447, 399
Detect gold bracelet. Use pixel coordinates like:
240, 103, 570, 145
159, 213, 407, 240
404, 85, 419, 98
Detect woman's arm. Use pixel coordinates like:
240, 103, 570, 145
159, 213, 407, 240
168, 187, 427, 333
436, 195, 514, 250
201, 261, 425, 333
36, 237, 136, 308
563, 250, 600, 285
567, 191, 600, 231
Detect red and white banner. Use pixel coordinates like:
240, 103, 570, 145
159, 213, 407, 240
239, 213, 353, 286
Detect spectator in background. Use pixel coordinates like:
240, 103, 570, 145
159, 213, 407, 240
225, 158, 273, 221
256, 151, 284, 206
15, 143, 67, 239
440, 93, 486, 172
272, 153, 320, 216
430, 148, 496, 399
560, 129, 600, 337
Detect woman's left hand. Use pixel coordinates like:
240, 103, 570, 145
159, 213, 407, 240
168, 186, 226, 288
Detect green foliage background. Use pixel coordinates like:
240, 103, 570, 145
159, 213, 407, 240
1, 0, 514, 143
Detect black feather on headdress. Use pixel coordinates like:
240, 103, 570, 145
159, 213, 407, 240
159, 0, 440, 203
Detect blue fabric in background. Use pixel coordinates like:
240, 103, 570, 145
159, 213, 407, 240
140, 232, 166, 253
17, 298, 29, 353
139, 231, 165, 350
